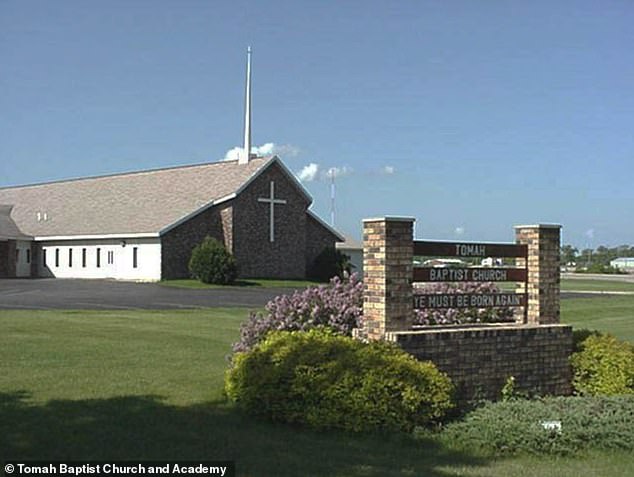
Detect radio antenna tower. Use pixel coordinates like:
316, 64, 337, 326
330, 169, 336, 227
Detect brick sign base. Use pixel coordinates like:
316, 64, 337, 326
387, 324, 573, 404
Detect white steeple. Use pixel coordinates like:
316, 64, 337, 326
238, 46, 252, 165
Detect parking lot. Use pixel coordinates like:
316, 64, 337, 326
0, 279, 290, 310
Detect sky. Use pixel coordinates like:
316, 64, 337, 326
1, 0, 633, 249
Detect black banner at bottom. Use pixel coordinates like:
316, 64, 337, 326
3, 462, 234, 477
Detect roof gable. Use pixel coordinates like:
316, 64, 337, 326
0, 204, 32, 240
307, 210, 345, 242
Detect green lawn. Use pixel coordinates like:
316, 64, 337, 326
562, 295, 634, 342
1, 301, 633, 476
561, 278, 634, 293
160, 278, 323, 289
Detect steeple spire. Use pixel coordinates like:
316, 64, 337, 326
239, 46, 252, 165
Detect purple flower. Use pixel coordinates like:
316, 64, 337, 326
232, 273, 364, 354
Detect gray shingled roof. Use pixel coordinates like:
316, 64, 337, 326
0, 204, 32, 240
0, 157, 278, 238
336, 235, 363, 250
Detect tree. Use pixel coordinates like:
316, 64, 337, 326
560, 245, 578, 265
308, 247, 352, 282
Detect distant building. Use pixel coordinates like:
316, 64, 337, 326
610, 257, 634, 273
422, 258, 466, 268
481, 257, 503, 267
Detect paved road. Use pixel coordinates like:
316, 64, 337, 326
0, 279, 296, 310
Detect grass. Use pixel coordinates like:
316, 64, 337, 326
560, 278, 634, 293
498, 278, 634, 293
0, 309, 242, 405
1, 299, 633, 475
561, 295, 634, 343
160, 278, 324, 289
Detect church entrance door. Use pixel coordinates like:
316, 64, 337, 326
102, 247, 118, 278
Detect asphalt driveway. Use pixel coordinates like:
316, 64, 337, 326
0, 278, 609, 311
0, 279, 295, 310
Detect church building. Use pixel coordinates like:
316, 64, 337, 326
0, 48, 342, 280
0, 155, 341, 280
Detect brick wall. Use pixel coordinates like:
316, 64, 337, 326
305, 214, 339, 275
232, 162, 311, 279
0, 241, 8, 277
389, 324, 573, 403
6, 240, 17, 277
360, 218, 415, 341
30, 242, 38, 278
162, 161, 339, 280
161, 203, 231, 279
515, 225, 561, 324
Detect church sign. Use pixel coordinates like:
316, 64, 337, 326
413, 267, 527, 282
414, 240, 527, 258
413, 239, 528, 312
414, 293, 526, 309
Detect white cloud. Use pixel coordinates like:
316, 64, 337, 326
267, 143, 301, 157
297, 163, 320, 182
223, 142, 300, 161
585, 229, 595, 240
223, 146, 243, 162
252, 142, 275, 156
381, 165, 395, 175
324, 166, 353, 179
454, 226, 465, 236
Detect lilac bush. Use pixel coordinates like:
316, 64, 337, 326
414, 281, 517, 326
232, 275, 519, 356
232, 273, 364, 354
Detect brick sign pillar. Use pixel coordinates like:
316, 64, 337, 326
515, 224, 562, 324
360, 217, 415, 340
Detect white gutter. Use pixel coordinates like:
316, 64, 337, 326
33, 232, 160, 241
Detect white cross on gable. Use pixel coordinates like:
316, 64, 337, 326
257, 181, 287, 242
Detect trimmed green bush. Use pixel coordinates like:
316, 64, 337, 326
225, 329, 454, 433
188, 236, 237, 285
571, 333, 634, 396
440, 395, 634, 456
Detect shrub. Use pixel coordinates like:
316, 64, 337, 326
440, 395, 634, 456
308, 247, 352, 282
572, 328, 602, 352
414, 282, 517, 325
578, 263, 625, 274
571, 333, 634, 396
225, 328, 454, 433
188, 236, 237, 285
232, 273, 363, 354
